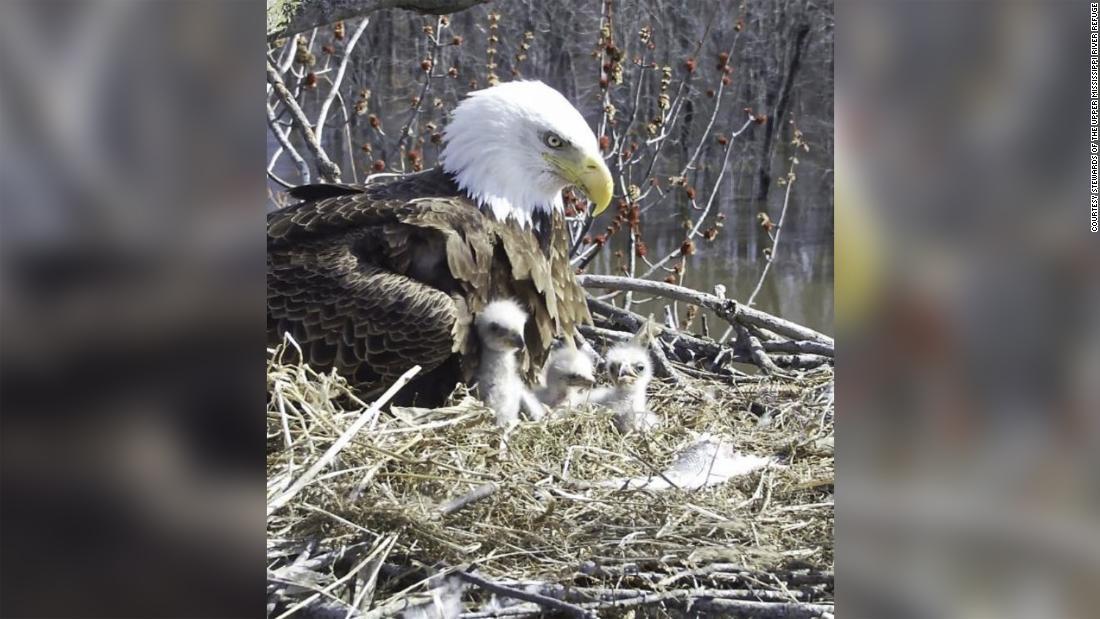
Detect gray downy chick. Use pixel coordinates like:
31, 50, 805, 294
591, 343, 660, 432
474, 299, 537, 428
536, 346, 596, 411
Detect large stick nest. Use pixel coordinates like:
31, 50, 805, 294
267, 339, 834, 618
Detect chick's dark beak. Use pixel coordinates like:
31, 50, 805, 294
509, 332, 525, 349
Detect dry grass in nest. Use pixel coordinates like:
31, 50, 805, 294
267, 338, 833, 617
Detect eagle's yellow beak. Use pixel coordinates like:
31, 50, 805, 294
545, 151, 614, 216
576, 154, 614, 216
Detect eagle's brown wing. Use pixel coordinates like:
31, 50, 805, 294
268, 190, 494, 403
549, 209, 591, 336
267, 234, 463, 382
491, 210, 591, 360
267, 170, 591, 404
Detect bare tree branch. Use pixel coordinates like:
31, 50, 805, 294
267, 60, 342, 183
395, 16, 446, 158
638, 114, 756, 279
267, 102, 311, 183
268, 170, 296, 189
578, 274, 833, 348
747, 159, 797, 307
454, 569, 596, 618
734, 323, 786, 376
314, 17, 370, 135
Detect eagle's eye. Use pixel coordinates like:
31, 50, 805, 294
543, 132, 566, 149
634, 363, 646, 371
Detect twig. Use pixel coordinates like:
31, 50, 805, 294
747, 160, 797, 307
663, 304, 677, 330
638, 113, 756, 278
648, 338, 683, 383
578, 323, 631, 343
491, 581, 823, 604
272, 534, 398, 619
267, 365, 421, 514
519, 588, 832, 617
689, 598, 834, 618
268, 170, 296, 189
636, 7, 718, 182
761, 339, 833, 356
734, 323, 785, 376
267, 102, 310, 183
454, 569, 596, 618
395, 16, 444, 158
331, 90, 358, 183
314, 18, 369, 135
435, 482, 498, 517
265, 36, 298, 99
614, 53, 654, 311
267, 60, 341, 182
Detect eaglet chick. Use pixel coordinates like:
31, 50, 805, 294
591, 343, 661, 433
473, 300, 543, 427
535, 346, 596, 411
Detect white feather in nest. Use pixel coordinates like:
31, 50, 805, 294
599, 433, 774, 491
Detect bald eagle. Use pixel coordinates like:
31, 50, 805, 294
267, 81, 613, 405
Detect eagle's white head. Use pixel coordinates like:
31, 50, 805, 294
440, 81, 614, 226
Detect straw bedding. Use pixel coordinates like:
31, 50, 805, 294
267, 339, 834, 618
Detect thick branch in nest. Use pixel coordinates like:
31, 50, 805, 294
454, 569, 595, 618
456, 588, 835, 618
585, 295, 831, 375
735, 322, 786, 377
578, 274, 833, 349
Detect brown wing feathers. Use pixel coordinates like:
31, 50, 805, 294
267, 174, 591, 404
267, 238, 458, 379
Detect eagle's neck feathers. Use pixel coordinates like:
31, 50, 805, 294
442, 150, 564, 229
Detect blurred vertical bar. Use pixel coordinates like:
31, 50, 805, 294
0, 1, 265, 617
837, 1, 1099, 618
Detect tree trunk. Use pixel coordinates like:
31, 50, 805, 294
754, 22, 810, 200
